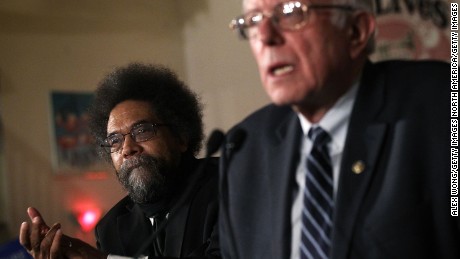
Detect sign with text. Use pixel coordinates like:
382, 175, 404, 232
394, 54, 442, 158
371, 0, 452, 61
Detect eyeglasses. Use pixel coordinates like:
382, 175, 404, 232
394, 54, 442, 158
229, 1, 355, 40
101, 123, 170, 153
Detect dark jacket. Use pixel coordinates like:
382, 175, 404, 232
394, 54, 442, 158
96, 157, 220, 258
219, 60, 460, 259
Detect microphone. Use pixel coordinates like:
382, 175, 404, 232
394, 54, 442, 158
224, 128, 246, 161
205, 129, 225, 158
134, 129, 225, 257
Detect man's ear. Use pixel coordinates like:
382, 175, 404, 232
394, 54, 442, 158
348, 11, 376, 59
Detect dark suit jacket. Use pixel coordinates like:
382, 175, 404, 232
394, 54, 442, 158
219, 60, 460, 259
96, 157, 220, 258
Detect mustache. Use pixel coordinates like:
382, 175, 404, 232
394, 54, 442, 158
117, 154, 167, 204
120, 155, 161, 175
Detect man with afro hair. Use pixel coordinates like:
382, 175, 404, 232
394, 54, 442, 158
20, 63, 220, 259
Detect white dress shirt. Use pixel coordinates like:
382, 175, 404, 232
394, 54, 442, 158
290, 82, 359, 259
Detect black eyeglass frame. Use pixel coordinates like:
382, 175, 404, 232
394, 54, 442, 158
229, 1, 356, 39
101, 123, 171, 153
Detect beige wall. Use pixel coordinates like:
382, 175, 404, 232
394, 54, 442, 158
180, 1, 268, 132
0, 0, 267, 246
0, 0, 451, 249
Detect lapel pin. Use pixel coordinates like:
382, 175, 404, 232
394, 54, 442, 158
352, 160, 365, 174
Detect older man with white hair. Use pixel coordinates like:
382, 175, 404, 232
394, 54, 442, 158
220, 0, 460, 258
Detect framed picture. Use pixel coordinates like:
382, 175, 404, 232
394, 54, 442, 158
50, 91, 107, 175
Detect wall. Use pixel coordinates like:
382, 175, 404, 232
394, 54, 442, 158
179, 1, 268, 134
0, 0, 452, 250
0, 0, 266, 246
0, 0, 186, 245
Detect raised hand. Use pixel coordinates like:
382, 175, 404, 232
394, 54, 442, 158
20, 207, 53, 257
19, 207, 107, 259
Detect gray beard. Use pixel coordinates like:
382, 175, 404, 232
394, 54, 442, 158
117, 155, 172, 204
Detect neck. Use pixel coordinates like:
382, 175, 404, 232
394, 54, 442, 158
295, 60, 365, 123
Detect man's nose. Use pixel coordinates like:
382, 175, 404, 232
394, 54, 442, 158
121, 134, 142, 158
256, 18, 284, 46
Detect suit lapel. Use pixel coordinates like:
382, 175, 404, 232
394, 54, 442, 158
163, 193, 191, 257
163, 159, 201, 257
267, 111, 303, 259
332, 62, 388, 259
117, 204, 152, 256
116, 159, 200, 258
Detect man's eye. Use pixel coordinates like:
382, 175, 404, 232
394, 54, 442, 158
108, 137, 122, 145
134, 126, 155, 137
135, 128, 146, 134
246, 13, 263, 26
135, 127, 150, 134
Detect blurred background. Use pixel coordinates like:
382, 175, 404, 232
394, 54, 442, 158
0, 0, 453, 254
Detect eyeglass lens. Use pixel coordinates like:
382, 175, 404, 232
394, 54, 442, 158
232, 1, 355, 40
103, 123, 158, 153
241, 1, 307, 39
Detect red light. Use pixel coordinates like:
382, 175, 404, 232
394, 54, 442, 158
76, 209, 101, 232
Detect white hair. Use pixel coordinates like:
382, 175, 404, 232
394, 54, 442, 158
348, 0, 375, 12
330, 0, 375, 25
331, 0, 376, 54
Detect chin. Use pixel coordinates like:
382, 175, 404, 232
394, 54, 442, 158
266, 84, 299, 104
269, 93, 299, 107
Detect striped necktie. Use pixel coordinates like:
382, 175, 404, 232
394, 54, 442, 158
300, 127, 333, 259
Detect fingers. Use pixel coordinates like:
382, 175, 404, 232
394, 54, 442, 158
19, 221, 31, 251
20, 207, 61, 259
30, 216, 49, 255
27, 207, 43, 220
50, 229, 63, 259
38, 223, 61, 259
20, 207, 51, 255
27, 207, 49, 234
52, 232, 76, 259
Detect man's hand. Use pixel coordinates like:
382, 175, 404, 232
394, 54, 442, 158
19, 207, 108, 259
19, 207, 54, 257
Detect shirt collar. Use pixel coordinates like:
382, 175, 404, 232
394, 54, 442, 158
297, 80, 359, 153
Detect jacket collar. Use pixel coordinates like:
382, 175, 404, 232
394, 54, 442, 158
331, 61, 388, 259
267, 110, 303, 259
117, 156, 201, 257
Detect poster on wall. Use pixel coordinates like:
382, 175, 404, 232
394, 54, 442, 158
371, 0, 452, 62
50, 91, 106, 175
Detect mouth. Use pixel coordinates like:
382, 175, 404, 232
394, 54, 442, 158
121, 156, 149, 173
122, 161, 141, 173
269, 64, 294, 76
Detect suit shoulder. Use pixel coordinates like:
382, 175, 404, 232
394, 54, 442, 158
375, 59, 449, 81
97, 196, 132, 227
372, 59, 449, 98
375, 59, 449, 68
195, 157, 219, 189
231, 104, 294, 132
